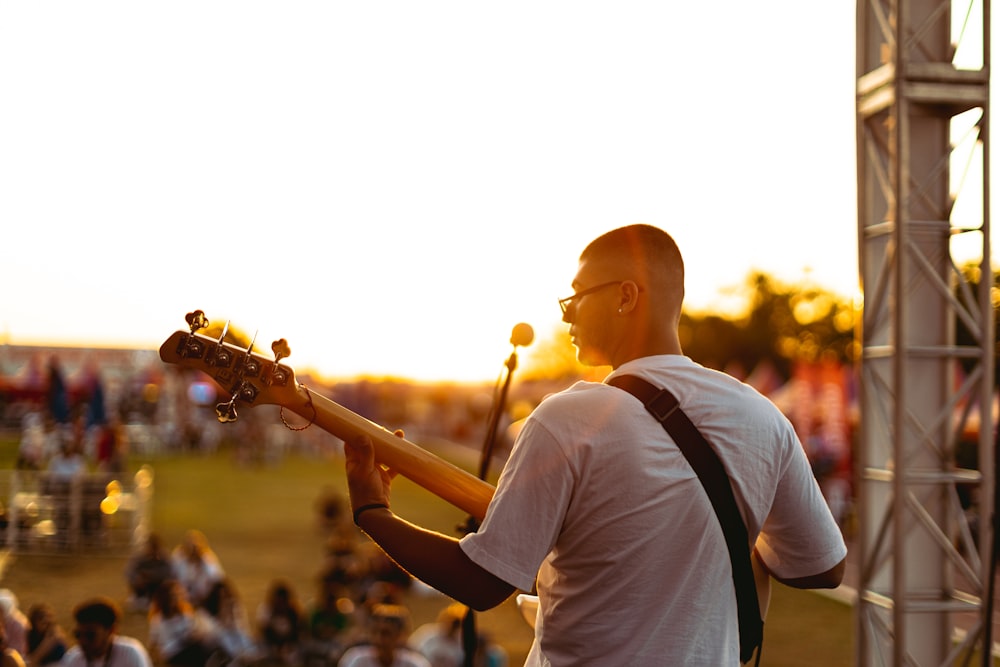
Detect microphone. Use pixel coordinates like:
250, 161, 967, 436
510, 323, 534, 348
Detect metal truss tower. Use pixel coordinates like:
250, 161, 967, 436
856, 0, 993, 664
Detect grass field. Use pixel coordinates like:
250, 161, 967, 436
0, 434, 858, 665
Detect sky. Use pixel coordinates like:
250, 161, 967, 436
0, 3, 965, 383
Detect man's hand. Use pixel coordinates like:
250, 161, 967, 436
341, 431, 515, 611
343, 432, 399, 515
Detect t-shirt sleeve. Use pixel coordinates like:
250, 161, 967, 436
116, 637, 154, 667
755, 431, 847, 579
460, 416, 573, 592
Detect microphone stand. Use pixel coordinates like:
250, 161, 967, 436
478, 346, 520, 481
459, 340, 524, 667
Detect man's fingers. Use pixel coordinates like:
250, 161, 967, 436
345, 434, 375, 467
346, 433, 397, 481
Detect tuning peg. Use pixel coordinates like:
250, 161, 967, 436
226, 329, 257, 374
245, 330, 258, 355
208, 322, 232, 367
186, 310, 209, 333
272, 339, 291, 364
262, 338, 291, 387
215, 397, 238, 423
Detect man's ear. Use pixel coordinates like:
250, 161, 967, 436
618, 280, 641, 314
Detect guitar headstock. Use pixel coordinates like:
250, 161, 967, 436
159, 311, 299, 422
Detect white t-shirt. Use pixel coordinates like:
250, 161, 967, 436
171, 554, 224, 604
60, 636, 153, 667
408, 622, 463, 667
337, 644, 431, 667
460, 355, 847, 666
147, 610, 217, 660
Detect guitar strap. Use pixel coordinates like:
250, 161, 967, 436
607, 374, 763, 666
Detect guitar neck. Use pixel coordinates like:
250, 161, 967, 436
283, 384, 496, 522
157, 327, 495, 523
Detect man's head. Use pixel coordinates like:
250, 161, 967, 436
563, 224, 685, 367
72, 597, 121, 659
368, 603, 410, 654
143, 531, 164, 557
437, 602, 467, 636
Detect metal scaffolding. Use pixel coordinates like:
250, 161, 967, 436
856, 0, 993, 664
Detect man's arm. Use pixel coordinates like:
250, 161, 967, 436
356, 508, 515, 611
772, 556, 846, 590
754, 547, 846, 590
344, 434, 516, 611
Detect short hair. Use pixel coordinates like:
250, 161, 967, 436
581, 224, 685, 307
370, 603, 410, 631
28, 603, 55, 625
145, 532, 164, 552
72, 597, 121, 629
438, 602, 467, 624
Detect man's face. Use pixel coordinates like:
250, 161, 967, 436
370, 617, 403, 651
74, 622, 113, 659
562, 258, 621, 367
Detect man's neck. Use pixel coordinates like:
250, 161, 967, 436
86, 640, 113, 666
609, 320, 683, 367
610, 341, 683, 370
376, 646, 395, 667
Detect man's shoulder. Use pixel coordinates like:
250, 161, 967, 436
60, 646, 83, 666
394, 646, 432, 667
537, 379, 622, 408
111, 635, 153, 666
337, 644, 371, 665
112, 635, 147, 648
340, 644, 429, 667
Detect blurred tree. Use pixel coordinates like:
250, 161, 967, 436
683, 272, 857, 382
521, 271, 859, 385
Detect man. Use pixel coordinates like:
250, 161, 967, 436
338, 604, 430, 667
124, 532, 176, 612
345, 224, 847, 666
62, 597, 152, 667
0, 590, 29, 658
407, 602, 465, 667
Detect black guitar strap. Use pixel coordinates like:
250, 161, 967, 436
607, 374, 763, 666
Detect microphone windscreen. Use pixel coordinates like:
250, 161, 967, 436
510, 323, 535, 347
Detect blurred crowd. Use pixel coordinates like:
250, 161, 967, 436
15, 410, 127, 481
13, 356, 128, 479
2, 353, 510, 666
1, 493, 507, 667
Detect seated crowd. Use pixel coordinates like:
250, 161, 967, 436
3, 512, 508, 667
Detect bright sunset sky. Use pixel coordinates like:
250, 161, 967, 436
0, 3, 987, 382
